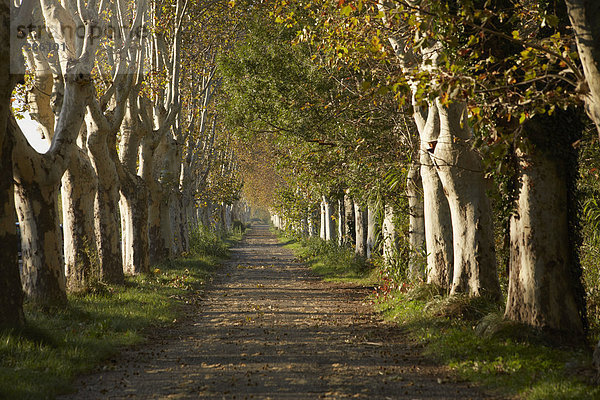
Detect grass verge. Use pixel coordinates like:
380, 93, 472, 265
279, 230, 600, 400
276, 231, 377, 285
376, 289, 599, 399
0, 229, 241, 400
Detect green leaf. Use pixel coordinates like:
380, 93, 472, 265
519, 112, 527, 124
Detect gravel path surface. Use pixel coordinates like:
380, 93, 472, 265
61, 224, 499, 399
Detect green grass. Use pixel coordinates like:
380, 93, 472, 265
375, 289, 600, 399
0, 230, 239, 400
278, 230, 600, 400
277, 231, 377, 285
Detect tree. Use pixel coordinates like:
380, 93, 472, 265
565, 0, 600, 137
12, 0, 98, 308
505, 110, 586, 338
0, 0, 24, 327
83, 0, 146, 284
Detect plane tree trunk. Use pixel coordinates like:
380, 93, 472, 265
86, 111, 125, 284
366, 203, 376, 259
433, 101, 500, 299
11, 61, 91, 308
62, 137, 98, 292
0, 0, 24, 327
505, 112, 585, 338
407, 160, 425, 281
118, 100, 150, 275
417, 103, 453, 290
382, 204, 396, 266
354, 200, 368, 257
343, 194, 355, 247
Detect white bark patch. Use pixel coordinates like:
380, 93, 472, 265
505, 147, 583, 334
433, 101, 499, 298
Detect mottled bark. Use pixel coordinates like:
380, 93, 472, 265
407, 160, 425, 280
87, 116, 124, 284
320, 200, 326, 239
223, 204, 233, 231
322, 196, 334, 241
172, 192, 189, 254
418, 104, 453, 290
14, 156, 66, 307
382, 205, 396, 266
147, 132, 178, 262
167, 138, 183, 255
505, 113, 585, 337
118, 104, 150, 275
62, 143, 98, 292
343, 194, 355, 247
120, 178, 149, 275
354, 201, 368, 258
300, 212, 309, 236
12, 71, 91, 308
142, 131, 168, 263
335, 198, 343, 245
366, 204, 376, 259
434, 101, 500, 299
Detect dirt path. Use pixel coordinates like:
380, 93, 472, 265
62, 224, 499, 399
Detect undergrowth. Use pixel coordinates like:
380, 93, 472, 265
279, 232, 377, 284
188, 224, 243, 258
0, 225, 239, 400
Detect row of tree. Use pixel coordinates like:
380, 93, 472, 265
220, 0, 600, 348
0, 0, 245, 328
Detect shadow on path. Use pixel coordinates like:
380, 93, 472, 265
61, 224, 499, 399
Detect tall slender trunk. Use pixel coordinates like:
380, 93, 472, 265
62, 144, 98, 291
143, 134, 169, 263
147, 133, 177, 261
337, 198, 344, 246
407, 160, 426, 281
170, 192, 184, 255
366, 203, 376, 259
198, 205, 208, 227
323, 197, 334, 241
118, 104, 150, 275
343, 194, 355, 247
120, 179, 149, 275
87, 116, 124, 284
148, 185, 169, 263
433, 101, 499, 299
382, 204, 396, 266
301, 212, 309, 236
320, 199, 326, 239
505, 112, 585, 337
307, 207, 314, 237
354, 201, 368, 257
418, 104, 453, 290
176, 193, 190, 253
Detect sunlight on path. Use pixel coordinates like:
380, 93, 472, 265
61, 224, 498, 399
